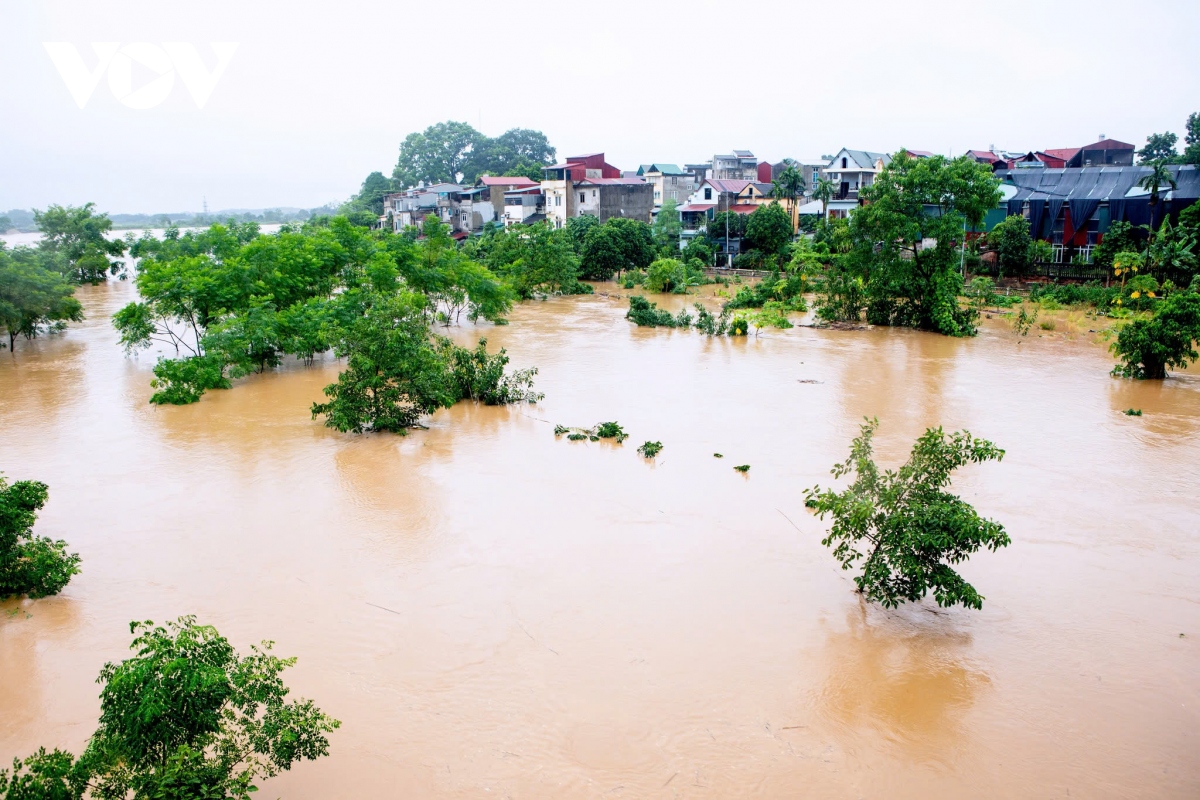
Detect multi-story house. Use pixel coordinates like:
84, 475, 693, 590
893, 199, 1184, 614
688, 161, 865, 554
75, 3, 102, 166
711, 150, 759, 181
541, 152, 622, 228
503, 186, 545, 227
541, 153, 652, 225
637, 164, 696, 209
478, 176, 539, 220
821, 149, 889, 219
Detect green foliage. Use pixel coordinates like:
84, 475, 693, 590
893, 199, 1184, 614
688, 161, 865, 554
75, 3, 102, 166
844, 153, 999, 336
9, 617, 341, 800
442, 337, 543, 405
693, 303, 731, 336
637, 441, 663, 458
1012, 305, 1039, 336
0, 244, 84, 352
1145, 219, 1197, 283
581, 218, 656, 280
33, 203, 127, 283
729, 316, 749, 336
652, 199, 683, 253
644, 258, 693, 293
0, 477, 80, 600
815, 264, 866, 324
804, 419, 1010, 610
1027, 281, 1117, 308
1110, 291, 1200, 379
626, 295, 678, 327
713, 453, 723, 458
1137, 161, 1177, 207
724, 270, 809, 311
744, 203, 793, 259
989, 215, 1033, 277
564, 214, 600, 254
1138, 132, 1178, 164
311, 293, 455, 433
390, 122, 555, 188
733, 464, 750, 473
967, 276, 996, 311
149, 356, 231, 405
595, 422, 627, 442
482, 222, 586, 298
705, 211, 747, 245
1124, 408, 1143, 416
749, 300, 795, 331
1092, 221, 1142, 272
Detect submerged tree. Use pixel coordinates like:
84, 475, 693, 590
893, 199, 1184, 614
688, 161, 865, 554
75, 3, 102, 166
0, 245, 83, 352
0, 617, 339, 799
0, 476, 80, 600
1110, 290, 1200, 379
804, 419, 1010, 610
312, 292, 457, 433
33, 203, 127, 283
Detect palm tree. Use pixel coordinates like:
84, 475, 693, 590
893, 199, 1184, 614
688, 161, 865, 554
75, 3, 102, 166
1138, 160, 1177, 226
770, 160, 807, 233
814, 177, 836, 222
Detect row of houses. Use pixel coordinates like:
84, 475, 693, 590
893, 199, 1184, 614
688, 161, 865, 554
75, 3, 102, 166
379, 137, 1199, 265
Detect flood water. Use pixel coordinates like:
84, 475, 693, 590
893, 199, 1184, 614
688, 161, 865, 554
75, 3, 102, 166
2, 281, 1199, 798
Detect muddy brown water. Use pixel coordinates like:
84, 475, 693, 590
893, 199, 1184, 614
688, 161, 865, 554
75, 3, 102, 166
2, 281, 1198, 798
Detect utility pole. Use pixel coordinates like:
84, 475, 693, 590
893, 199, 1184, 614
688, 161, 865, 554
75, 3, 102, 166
725, 186, 730, 268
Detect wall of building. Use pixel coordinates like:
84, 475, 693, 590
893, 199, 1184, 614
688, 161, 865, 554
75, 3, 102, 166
596, 184, 653, 223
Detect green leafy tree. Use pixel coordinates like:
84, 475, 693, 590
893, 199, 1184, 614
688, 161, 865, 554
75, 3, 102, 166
311, 292, 456, 433
842, 153, 1001, 336
484, 223, 584, 298
1181, 112, 1200, 165
813, 176, 836, 219
0, 477, 80, 600
1138, 132, 1178, 164
580, 218, 655, 281
769, 160, 806, 231
652, 199, 682, 253
351, 171, 396, 216
1092, 220, 1142, 273
644, 257, 688, 293
989, 214, 1033, 277
1145, 219, 1197, 283
0, 617, 340, 799
744, 203, 793, 260
467, 128, 556, 180
804, 419, 1010, 610
392, 121, 484, 187
33, 203, 127, 283
0, 245, 83, 351
441, 337, 543, 405
148, 355, 232, 405
564, 214, 600, 255
1110, 290, 1200, 379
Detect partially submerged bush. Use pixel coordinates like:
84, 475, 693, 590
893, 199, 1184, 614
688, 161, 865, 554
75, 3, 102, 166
556, 421, 628, 444
0, 477, 80, 600
626, 296, 678, 327
730, 317, 749, 336
1110, 291, 1200, 379
733, 464, 750, 473
637, 441, 663, 457
595, 422, 627, 442
149, 355, 231, 405
443, 337, 544, 405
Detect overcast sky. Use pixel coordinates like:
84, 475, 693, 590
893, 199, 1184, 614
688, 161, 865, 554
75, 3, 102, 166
3, 0, 1198, 214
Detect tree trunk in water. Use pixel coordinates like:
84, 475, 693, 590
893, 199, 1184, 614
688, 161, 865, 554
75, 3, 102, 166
1145, 360, 1167, 380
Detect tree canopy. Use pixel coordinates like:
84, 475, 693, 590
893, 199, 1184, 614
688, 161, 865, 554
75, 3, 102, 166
33, 203, 127, 283
0, 617, 339, 799
805, 419, 1010, 610
0, 476, 80, 600
0, 244, 83, 351
818, 152, 1001, 336
391, 122, 555, 188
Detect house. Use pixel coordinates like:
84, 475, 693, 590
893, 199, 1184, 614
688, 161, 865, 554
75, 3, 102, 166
478, 176, 539, 220
966, 149, 1007, 171
821, 149, 889, 218
451, 186, 496, 234
382, 183, 463, 232
683, 162, 711, 186
996, 164, 1199, 263
572, 178, 654, 223
757, 161, 773, 183
541, 152, 622, 228
770, 159, 825, 199
1064, 138, 1135, 168
637, 163, 696, 208
502, 186, 545, 227
711, 150, 759, 181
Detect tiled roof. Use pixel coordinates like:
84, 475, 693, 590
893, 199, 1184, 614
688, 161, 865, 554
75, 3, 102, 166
706, 179, 752, 193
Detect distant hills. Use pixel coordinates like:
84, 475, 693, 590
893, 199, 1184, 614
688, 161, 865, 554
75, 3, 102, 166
1, 205, 340, 233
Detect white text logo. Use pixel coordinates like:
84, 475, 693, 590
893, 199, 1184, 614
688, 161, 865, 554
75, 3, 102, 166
43, 42, 238, 109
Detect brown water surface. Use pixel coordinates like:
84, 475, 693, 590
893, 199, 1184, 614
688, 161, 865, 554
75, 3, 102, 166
2, 282, 1199, 798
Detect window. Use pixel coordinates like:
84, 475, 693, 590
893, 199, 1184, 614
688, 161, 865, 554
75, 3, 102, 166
841, 157, 848, 168
704, 187, 712, 200
555, 196, 562, 206
580, 192, 585, 204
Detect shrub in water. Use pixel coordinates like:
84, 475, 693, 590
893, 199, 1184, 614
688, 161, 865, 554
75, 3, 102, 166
638, 441, 663, 457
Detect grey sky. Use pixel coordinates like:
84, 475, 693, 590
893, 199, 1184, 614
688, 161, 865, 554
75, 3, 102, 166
3, 0, 1198, 214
